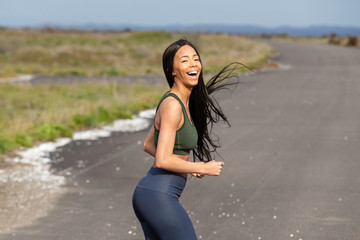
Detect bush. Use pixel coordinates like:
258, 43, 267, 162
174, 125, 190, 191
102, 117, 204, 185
346, 36, 358, 47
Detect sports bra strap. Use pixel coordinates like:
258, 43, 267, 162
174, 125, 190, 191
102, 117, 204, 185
155, 92, 186, 114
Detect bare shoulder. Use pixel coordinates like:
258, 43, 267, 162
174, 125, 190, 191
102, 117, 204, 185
158, 96, 182, 115
158, 96, 182, 124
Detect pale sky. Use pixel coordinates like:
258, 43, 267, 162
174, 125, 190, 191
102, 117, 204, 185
1, 0, 360, 28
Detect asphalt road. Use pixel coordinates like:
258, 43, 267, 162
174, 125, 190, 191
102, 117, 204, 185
2, 40, 360, 240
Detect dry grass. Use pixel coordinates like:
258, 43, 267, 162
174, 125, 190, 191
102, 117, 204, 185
195, 34, 275, 73
0, 28, 275, 77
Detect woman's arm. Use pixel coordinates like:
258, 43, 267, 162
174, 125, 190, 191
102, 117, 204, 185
154, 97, 223, 176
143, 124, 156, 157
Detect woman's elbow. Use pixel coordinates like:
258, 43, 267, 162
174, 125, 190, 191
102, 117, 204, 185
142, 140, 151, 152
142, 142, 147, 152
154, 157, 165, 169
154, 161, 162, 168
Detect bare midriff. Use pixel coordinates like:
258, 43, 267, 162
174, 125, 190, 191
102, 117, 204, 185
152, 154, 190, 179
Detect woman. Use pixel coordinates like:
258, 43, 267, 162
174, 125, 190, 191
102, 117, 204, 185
132, 38, 244, 240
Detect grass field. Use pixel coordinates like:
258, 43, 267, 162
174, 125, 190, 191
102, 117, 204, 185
0, 28, 275, 77
0, 28, 276, 157
0, 82, 167, 156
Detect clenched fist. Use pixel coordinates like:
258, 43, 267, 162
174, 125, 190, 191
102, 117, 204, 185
202, 160, 224, 176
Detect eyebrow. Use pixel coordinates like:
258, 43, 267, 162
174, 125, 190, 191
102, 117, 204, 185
180, 54, 198, 59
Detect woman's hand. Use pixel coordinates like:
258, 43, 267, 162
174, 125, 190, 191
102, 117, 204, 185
202, 160, 224, 176
191, 173, 205, 178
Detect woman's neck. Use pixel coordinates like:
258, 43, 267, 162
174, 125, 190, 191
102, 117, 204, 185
171, 84, 192, 107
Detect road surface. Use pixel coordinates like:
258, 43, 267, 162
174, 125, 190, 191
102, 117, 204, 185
2, 40, 360, 240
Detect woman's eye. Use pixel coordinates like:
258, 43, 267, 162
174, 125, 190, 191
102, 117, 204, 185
194, 59, 200, 61
181, 60, 188, 63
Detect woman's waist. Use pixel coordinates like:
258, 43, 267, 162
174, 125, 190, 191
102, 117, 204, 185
137, 167, 187, 197
152, 155, 189, 179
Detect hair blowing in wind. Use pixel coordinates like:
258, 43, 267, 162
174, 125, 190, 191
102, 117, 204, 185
162, 38, 252, 162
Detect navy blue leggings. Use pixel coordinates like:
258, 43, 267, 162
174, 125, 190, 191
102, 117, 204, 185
132, 167, 197, 240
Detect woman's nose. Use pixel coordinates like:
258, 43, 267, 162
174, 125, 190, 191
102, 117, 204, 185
190, 59, 197, 67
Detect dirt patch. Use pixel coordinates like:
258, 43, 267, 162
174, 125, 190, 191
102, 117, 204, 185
0, 161, 65, 234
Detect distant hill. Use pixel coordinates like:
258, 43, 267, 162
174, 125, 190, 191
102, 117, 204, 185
40, 23, 360, 37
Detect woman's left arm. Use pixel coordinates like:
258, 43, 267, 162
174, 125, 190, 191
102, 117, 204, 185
143, 125, 156, 157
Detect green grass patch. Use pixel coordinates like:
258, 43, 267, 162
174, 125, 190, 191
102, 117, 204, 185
0, 136, 15, 154
0, 81, 167, 156
15, 133, 33, 147
32, 124, 73, 141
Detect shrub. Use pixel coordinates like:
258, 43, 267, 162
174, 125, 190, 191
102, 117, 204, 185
346, 36, 358, 47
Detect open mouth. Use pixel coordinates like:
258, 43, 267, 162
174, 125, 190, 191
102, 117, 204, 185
187, 71, 198, 77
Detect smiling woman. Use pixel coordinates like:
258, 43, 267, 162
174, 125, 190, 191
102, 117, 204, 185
132, 38, 250, 239
173, 45, 202, 89
162, 40, 203, 90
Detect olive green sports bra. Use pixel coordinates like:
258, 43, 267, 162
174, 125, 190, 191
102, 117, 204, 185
154, 92, 198, 155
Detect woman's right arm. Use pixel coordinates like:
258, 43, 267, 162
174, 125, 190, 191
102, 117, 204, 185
154, 97, 224, 176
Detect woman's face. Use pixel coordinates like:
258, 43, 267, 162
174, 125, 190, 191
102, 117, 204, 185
172, 45, 202, 88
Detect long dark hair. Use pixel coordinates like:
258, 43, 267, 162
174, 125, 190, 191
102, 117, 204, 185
162, 38, 250, 162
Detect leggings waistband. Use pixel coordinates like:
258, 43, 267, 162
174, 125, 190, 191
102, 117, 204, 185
137, 167, 187, 197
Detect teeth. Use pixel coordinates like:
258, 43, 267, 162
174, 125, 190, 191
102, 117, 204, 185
188, 71, 198, 75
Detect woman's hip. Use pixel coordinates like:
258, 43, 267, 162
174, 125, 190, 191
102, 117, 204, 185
135, 166, 187, 198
